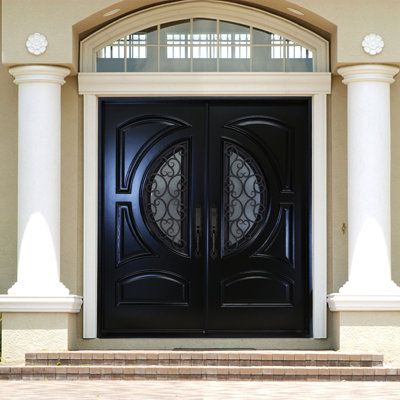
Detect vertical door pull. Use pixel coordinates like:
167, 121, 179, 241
211, 207, 218, 259
195, 207, 202, 257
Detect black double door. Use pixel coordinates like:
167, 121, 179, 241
99, 99, 311, 337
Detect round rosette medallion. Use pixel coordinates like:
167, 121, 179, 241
26, 33, 48, 56
362, 33, 384, 55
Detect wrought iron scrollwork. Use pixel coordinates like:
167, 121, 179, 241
223, 143, 267, 254
143, 142, 189, 255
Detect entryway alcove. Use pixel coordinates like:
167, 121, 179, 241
78, 0, 330, 340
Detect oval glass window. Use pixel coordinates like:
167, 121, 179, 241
223, 142, 267, 255
142, 142, 189, 256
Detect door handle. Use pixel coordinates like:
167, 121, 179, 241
210, 207, 218, 259
195, 207, 202, 257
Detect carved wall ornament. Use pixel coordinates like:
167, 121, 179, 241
362, 33, 384, 55
26, 33, 48, 55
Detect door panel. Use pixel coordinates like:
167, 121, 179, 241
99, 101, 206, 336
99, 99, 310, 337
206, 101, 310, 334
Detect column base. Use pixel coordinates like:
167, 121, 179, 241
0, 295, 82, 313
328, 293, 400, 311
1, 312, 77, 362
328, 280, 400, 311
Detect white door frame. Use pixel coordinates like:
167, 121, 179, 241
78, 71, 331, 339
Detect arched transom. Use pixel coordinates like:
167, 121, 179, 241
80, 1, 329, 73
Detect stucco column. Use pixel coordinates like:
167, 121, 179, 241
0, 65, 82, 312
328, 64, 400, 311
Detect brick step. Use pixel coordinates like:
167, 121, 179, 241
25, 351, 383, 367
0, 365, 398, 381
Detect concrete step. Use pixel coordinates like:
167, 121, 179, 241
25, 351, 383, 367
0, 365, 398, 381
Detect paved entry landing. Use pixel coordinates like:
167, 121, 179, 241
1, 381, 400, 400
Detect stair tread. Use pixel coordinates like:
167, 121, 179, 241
1, 363, 398, 381
25, 351, 384, 357
25, 351, 384, 369
26, 350, 383, 353
0, 365, 395, 371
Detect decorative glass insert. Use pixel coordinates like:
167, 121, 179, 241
143, 142, 189, 255
96, 19, 314, 72
223, 143, 267, 254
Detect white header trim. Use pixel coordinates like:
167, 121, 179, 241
79, 72, 331, 96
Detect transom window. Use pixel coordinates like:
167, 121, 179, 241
96, 19, 314, 73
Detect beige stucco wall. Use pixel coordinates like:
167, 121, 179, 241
1, 313, 76, 362
333, 312, 400, 366
2, 0, 400, 72
60, 76, 83, 296
391, 76, 400, 285
1, 0, 400, 354
328, 75, 347, 293
0, 2, 17, 294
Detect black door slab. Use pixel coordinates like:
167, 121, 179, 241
206, 101, 311, 335
98, 99, 311, 337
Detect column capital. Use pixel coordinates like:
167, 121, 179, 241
9, 65, 70, 85
338, 64, 399, 85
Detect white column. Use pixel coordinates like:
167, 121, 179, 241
328, 64, 400, 311
0, 65, 82, 312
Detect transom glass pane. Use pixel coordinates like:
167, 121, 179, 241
96, 19, 314, 72
126, 26, 158, 72
193, 19, 218, 72
252, 28, 273, 45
